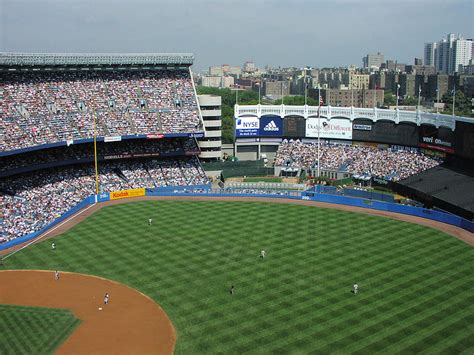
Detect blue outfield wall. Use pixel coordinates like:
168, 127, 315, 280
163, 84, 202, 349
302, 192, 474, 233
1, 189, 473, 252
0, 195, 95, 251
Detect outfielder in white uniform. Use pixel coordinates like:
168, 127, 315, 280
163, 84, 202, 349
148, 218, 152, 226
260, 250, 266, 258
353, 284, 359, 295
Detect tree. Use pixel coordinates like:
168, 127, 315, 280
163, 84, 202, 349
384, 92, 396, 106
279, 95, 320, 106
441, 90, 471, 116
401, 96, 417, 106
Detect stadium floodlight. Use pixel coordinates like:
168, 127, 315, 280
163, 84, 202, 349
396, 84, 401, 110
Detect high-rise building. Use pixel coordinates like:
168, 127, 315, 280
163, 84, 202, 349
453, 39, 473, 74
263, 81, 290, 98
426, 34, 473, 74
424, 42, 437, 67
243, 61, 257, 73
362, 53, 384, 70
349, 73, 370, 89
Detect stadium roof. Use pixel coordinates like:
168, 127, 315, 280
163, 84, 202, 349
0, 52, 194, 66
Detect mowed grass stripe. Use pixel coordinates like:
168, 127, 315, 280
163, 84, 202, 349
3, 200, 473, 354
0, 305, 81, 355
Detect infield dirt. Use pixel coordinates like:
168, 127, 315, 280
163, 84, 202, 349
0, 270, 176, 355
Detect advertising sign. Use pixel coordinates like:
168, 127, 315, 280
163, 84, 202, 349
110, 188, 145, 200
147, 134, 165, 139
104, 136, 122, 143
418, 125, 455, 153
284, 116, 306, 137
353, 124, 372, 131
259, 116, 283, 137
306, 117, 352, 139
235, 116, 259, 137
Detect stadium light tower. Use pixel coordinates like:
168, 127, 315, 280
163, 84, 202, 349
436, 87, 440, 113
257, 82, 261, 105
304, 71, 308, 106
452, 85, 456, 116
417, 85, 422, 110
396, 84, 401, 110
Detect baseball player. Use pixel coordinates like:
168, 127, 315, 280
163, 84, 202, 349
229, 285, 235, 295
51, 242, 56, 250
54, 270, 59, 281
260, 250, 266, 258
353, 283, 359, 295
148, 218, 152, 226
104, 293, 109, 305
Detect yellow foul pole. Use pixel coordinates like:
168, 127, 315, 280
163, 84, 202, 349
93, 107, 99, 195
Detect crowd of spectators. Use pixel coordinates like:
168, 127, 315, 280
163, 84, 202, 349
1, 157, 209, 242
274, 140, 442, 181
1, 138, 200, 175
1, 70, 201, 152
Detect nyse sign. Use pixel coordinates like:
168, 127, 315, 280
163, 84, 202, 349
306, 118, 352, 139
235, 116, 260, 137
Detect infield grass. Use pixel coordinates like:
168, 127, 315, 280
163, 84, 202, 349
3, 200, 474, 353
0, 305, 80, 355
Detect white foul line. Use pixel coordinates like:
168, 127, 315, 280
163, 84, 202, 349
1, 202, 97, 261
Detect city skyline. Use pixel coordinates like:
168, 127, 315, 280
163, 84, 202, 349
1, 0, 472, 70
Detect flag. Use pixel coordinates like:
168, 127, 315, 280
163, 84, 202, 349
319, 95, 324, 106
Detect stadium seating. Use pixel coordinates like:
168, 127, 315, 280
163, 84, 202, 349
1, 157, 209, 242
0, 138, 200, 176
274, 140, 442, 181
1, 70, 201, 152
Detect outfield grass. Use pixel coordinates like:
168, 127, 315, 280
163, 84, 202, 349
0, 304, 80, 355
3, 200, 474, 353
243, 176, 283, 183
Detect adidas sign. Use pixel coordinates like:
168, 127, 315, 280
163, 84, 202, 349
263, 120, 279, 131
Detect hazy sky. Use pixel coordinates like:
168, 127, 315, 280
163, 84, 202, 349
1, 0, 472, 70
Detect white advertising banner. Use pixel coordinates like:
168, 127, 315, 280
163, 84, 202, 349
306, 117, 352, 139
104, 136, 122, 143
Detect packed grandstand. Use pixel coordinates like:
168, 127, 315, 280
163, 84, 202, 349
1, 70, 201, 152
274, 139, 442, 181
1, 53, 473, 244
0, 53, 209, 243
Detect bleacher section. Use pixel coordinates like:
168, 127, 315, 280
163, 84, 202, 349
274, 140, 442, 181
397, 165, 474, 220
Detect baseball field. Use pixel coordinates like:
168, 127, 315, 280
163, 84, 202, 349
1, 197, 473, 354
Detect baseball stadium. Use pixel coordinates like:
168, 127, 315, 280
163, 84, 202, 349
1, 53, 473, 354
